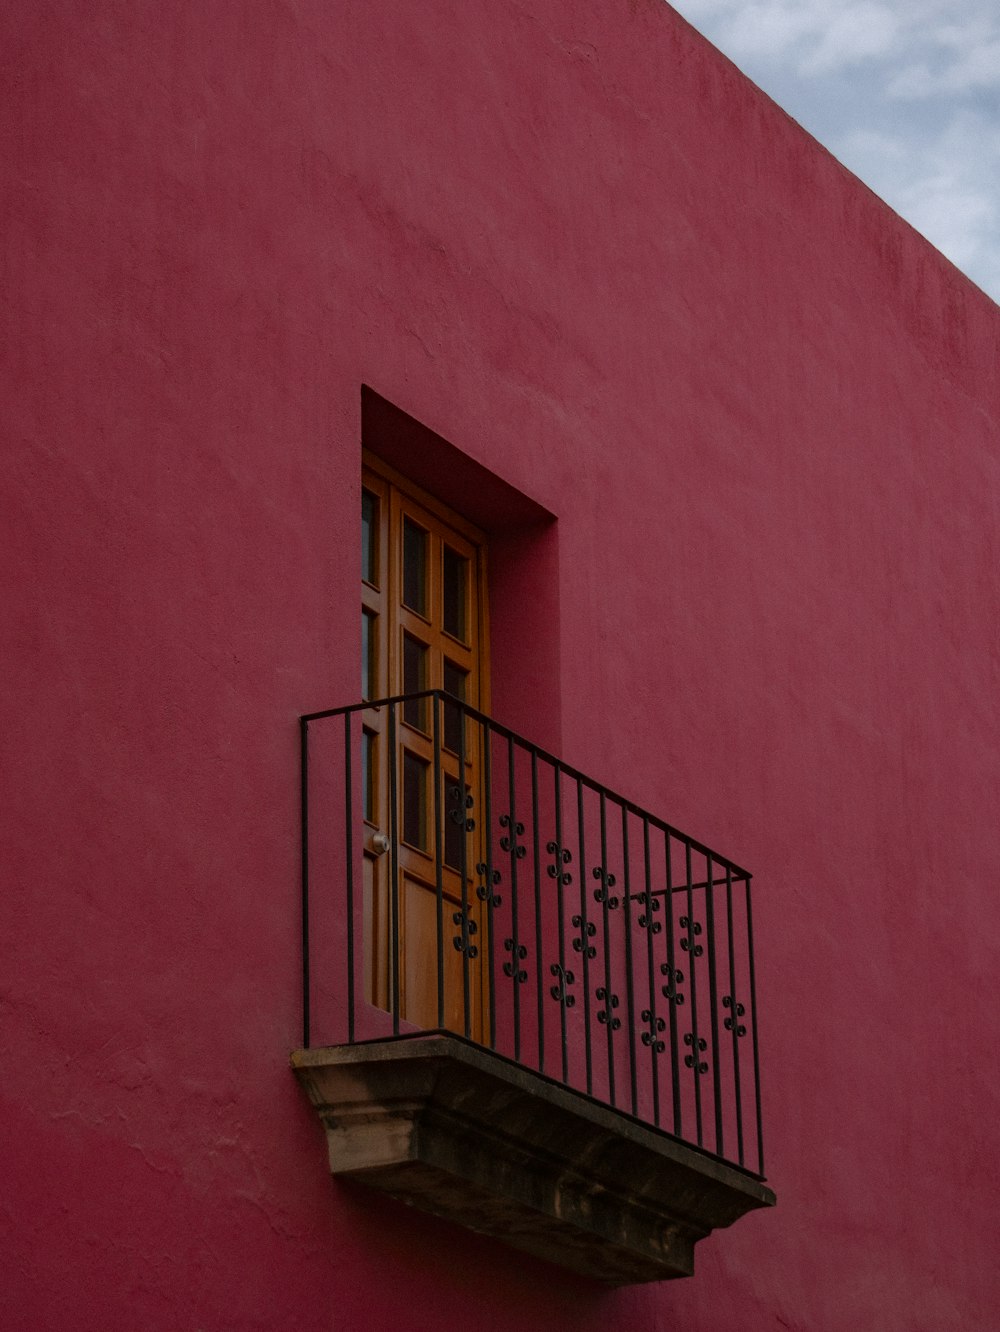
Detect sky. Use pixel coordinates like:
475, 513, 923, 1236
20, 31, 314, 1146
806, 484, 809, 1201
671, 0, 1000, 304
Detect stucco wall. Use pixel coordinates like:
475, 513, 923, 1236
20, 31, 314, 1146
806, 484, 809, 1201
3, 1, 999, 1328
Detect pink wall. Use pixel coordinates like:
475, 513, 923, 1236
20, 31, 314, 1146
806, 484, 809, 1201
4, 1, 999, 1328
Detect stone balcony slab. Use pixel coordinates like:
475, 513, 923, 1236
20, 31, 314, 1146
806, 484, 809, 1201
292, 1034, 774, 1285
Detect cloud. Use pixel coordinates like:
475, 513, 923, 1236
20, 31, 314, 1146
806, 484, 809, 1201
888, 39, 1000, 98
836, 110, 1000, 293
799, 5, 899, 75
676, 0, 1000, 84
671, 0, 1000, 300
677, 0, 900, 73
713, 3, 825, 62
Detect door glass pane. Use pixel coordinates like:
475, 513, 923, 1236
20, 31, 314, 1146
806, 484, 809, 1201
442, 546, 468, 641
402, 519, 428, 616
362, 610, 377, 700
362, 489, 378, 586
443, 659, 468, 754
402, 633, 428, 730
402, 751, 428, 850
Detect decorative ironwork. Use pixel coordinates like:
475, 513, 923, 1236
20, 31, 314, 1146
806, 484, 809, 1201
679, 915, 704, 957
499, 813, 527, 860
546, 841, 572, 885
571, 913, 597, 959
475, 862, 502, 908
448, 782, 475, 831
592, 865, 619, 909
452, 907, 479, 958
549, 962, 576, 1007
636, 891, 661, 933
641, 1009, 666, 1053
723, 994, 747, 1037
660, 962, 686, 1005
596, 986, 621, 1029
504, 939, 529, 983
684, 1032, 708, 1074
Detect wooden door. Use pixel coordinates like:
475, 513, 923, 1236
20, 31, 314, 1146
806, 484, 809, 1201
361, 454, 489, 1036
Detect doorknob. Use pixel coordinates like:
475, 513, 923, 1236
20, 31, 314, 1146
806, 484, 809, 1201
371, 831, 391, 856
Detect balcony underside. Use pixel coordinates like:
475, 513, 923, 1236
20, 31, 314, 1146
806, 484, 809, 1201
292, 1035, 774, 1285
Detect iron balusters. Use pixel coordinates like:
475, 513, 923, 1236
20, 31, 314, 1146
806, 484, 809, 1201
300, 690, 765, 1180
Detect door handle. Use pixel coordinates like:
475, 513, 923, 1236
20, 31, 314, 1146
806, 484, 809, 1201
371, 831, 391, 856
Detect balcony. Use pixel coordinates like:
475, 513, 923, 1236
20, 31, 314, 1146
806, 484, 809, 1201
292, 692, 774, 1284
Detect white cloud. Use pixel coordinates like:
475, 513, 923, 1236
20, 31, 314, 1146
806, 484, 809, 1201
889, 40, 1000, 98
798, 5, 900, 75
835, 110, 1000, 292
678, 0, 901, 73
715, 3, 823, 61
675, 0, 1000, 84
671, 0, 1000, 300
835, 128, 908, 163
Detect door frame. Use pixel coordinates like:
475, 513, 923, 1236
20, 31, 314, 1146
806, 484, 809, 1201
361, 449, 492, 1037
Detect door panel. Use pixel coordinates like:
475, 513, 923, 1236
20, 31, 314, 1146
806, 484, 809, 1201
361, 454, 489, 1037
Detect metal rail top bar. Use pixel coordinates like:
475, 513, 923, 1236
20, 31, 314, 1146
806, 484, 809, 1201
300, 691, 753, 880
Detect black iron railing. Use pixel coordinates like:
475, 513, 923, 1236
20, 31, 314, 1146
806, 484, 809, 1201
300, 691, 765, 1179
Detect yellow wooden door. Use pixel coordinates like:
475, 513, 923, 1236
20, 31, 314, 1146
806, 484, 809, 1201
361, 454, 489, 1036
